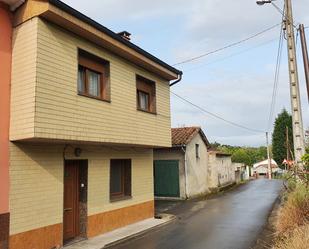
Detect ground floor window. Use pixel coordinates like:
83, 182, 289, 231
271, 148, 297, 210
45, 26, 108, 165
110, 159, 132, 201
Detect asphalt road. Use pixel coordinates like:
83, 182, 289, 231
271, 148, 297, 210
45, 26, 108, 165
110, 179, 283, 249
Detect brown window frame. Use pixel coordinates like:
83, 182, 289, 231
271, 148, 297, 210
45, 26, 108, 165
136, 75, 156, 114
78, 49, 110, 101
110, 159, 132, 201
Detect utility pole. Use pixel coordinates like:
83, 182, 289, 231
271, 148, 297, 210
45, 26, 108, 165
266, 132, 272, 179
299, 24, 309, 102
284, 0, 306, 169
257, 0, 306, 169
286, 126, 290, 161
286, 126, 290, 170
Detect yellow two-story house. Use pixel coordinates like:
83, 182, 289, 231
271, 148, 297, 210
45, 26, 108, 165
8, 0, 182, 248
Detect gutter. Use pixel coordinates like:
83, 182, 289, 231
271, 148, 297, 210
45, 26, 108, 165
169, 72, 183, 87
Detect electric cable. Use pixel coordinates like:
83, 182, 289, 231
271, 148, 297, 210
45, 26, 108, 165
172, 23, 281, 66
183, 37, 279, 73
267, 8, 285, 132
171, 91, 265, 134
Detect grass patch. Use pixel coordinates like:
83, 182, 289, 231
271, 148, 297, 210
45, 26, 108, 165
274, 179, 309, 249
275, 224, 309, 249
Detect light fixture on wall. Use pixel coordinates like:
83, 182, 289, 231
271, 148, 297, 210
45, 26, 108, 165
74, 147, 82, 157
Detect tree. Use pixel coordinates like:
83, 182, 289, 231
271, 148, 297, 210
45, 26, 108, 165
231, 149, 252, 165
272, 109, 293, 167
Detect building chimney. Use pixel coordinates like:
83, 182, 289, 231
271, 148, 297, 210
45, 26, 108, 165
117, 31, 131, 41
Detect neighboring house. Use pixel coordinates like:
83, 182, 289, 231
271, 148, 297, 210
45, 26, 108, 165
253, 159, 279, 176
233, 163, 250, 183
153, 127, 210, 199
208, 151, 235, 189
0, 1, 182, 249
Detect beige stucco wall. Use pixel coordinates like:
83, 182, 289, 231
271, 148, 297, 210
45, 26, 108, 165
153, 148, 186, 199
9, 142, 153, 235
10, 17, 171, 147
207, 153, 219, 189
185, 134, 209, 198
208, 154, 235, 188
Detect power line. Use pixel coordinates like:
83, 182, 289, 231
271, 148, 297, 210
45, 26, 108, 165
267, 20, 284, 131
172, 23, 281, 66
271, 2, 298, 28
171, 91, 265, 134
183, 37, 279, 73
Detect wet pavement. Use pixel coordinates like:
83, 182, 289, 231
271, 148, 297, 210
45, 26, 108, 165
109, 179, 283, 249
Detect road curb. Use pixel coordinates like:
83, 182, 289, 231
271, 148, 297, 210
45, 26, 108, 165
103, 214, 176, 248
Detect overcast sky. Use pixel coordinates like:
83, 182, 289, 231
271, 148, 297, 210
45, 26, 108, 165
63, 0, 309, 147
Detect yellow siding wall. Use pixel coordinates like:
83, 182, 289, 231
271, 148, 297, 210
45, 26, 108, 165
9, 17, 171, 147
9, 142, 153, 235
10, 18, 38, 140
9, 142, 63, 235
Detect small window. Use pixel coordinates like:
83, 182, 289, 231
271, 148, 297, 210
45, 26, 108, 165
78, 49, 110, 101
110, 159, 131, 201
195, 144, 200, 159
136, 75, 156, 113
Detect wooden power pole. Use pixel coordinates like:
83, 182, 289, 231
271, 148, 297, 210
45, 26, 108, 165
266, 132, 272, 179
299, 24, 309, 103
284, 0, 306, 169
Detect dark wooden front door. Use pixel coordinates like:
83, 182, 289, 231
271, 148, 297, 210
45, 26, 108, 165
63, 161, 79, 242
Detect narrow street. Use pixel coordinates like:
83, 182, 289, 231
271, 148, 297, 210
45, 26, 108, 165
110, 179, 283, 249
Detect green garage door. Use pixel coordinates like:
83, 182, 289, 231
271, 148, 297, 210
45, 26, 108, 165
154, 160, 180, 197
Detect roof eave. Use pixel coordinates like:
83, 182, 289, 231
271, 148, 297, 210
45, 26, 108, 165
14, 0, 182, 81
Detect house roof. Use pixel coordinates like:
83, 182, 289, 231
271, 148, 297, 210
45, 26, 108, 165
47, 0, 182, 77
253, 159, 278, 168
171, 127, 210, 148
13, 0, 182, 80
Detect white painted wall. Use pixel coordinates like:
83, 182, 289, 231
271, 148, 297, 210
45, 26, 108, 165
208, 153, 235, 189
185, 133, 209, 198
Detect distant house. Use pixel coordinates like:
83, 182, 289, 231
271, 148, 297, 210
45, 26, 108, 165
253, 159, 279, 176
153, 127, 210, 199
208, 150, 235, 189
234, 163, 250, 183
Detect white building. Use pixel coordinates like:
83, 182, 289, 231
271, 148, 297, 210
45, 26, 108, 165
154, 127, 210, 199
253, 159, 279, 176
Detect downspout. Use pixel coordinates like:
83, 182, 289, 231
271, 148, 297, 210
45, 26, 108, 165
181, 145, 188, 199
169, 72, 183, 87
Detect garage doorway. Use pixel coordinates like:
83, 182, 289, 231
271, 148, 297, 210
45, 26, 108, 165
154, 160, 180, 197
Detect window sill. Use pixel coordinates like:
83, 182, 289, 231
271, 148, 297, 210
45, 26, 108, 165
137, 108, 157, 115
78, 93, 111, 103
109, 195, 132, 203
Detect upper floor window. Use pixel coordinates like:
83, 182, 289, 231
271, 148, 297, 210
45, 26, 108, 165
195, 144, 200, 159
78, 49, 110, 101
136, 75, 156, 113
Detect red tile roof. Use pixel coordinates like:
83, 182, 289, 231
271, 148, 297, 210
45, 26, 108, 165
171, 127, 210, 147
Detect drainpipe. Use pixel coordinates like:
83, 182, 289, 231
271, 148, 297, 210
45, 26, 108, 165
169, 72, 183, 87
181, 145, 188, 199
